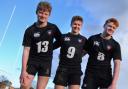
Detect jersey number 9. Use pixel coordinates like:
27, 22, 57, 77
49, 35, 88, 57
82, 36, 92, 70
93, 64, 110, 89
67, 47, 76, 58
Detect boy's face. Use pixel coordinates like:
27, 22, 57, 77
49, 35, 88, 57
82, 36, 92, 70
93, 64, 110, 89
37, 9, 50, 23
71, 20, 83, 34
104, 22, 117, 36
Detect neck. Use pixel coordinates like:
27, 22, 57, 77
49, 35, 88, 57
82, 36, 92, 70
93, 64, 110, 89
71, 32, 79, 35
101, 33, 112, 40
36, 21, 47, 28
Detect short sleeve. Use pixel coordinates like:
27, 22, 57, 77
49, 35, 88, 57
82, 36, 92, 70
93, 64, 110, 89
22, 28, 32, 47
112, 42, 122, 61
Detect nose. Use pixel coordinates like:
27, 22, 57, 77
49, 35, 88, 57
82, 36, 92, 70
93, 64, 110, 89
75, 24, 80, 28
40, 13, 45, 17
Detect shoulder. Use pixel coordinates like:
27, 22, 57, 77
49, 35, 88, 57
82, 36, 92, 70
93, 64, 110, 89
111, 38, 120, 47
47, 22, 58, 28
62, 33, 69, 37
24, 23, 36, 34
60, 33, 70, 40
88, 33, 100, 40
47, 22, 60, 33
79, 34, 87, 41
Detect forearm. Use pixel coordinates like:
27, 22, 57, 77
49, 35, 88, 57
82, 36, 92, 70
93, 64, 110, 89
53, 41, 61, 50
21, 47, 30, 72
112, 60, 121, 84
82, 50, 87, 57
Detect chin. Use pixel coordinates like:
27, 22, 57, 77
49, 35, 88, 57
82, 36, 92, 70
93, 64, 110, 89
39, 21, 45, 23
74, 31, 77, 33
106, 33, 112, 36
74, 30, 80, 33
106, 31, 113, 35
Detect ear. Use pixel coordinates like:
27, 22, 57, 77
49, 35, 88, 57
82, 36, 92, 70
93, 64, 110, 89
36, 10, 38, 15
103, 23, 106, 28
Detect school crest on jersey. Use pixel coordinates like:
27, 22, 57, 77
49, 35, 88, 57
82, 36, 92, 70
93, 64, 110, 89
47, 30, 52, 35
78, 39, 82, 43
34, 32, 40, 37
94, 41, 100, 46
107, 45, 112, 50
64, 37, 70, 41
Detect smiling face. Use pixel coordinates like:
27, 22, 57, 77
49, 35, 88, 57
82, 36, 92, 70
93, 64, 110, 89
71, 20, 83, 34
104, 22, 117, 36
103, 18, 119, 37
36, 1, 52, 24
37, 9, 50, 23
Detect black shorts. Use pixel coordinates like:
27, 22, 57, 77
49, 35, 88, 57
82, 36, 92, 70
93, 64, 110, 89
53, 67, 83, 86
82, 68, 112, 89
26, 61, 52, 77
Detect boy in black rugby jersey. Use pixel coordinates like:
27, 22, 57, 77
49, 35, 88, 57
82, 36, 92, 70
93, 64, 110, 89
82, 18, 122, 89
53, 16, 87, 89
20, 1, 61, 89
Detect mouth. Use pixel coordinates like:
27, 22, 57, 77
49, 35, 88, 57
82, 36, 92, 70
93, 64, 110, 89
39, 17, 46, 21
107, 29, 114, 34
108, 29, 113, 32
74, 27, 80, 30
39, 17, 45, 19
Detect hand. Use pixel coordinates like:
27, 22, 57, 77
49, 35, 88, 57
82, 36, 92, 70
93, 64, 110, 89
20, 71, 28, 85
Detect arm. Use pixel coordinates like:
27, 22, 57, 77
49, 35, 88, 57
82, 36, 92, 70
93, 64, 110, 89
108, 59, 121, 89
112, 60, 121, 84
53, 25, 62, 50
21, 47, 30, 73
108, 41, 121, 89
20, 46, 30, 84
20, 27, 32, 84
82, 37, 88, 57
53, 40, 61, 50
82, 36, 92, 57
82, 50, 87, 57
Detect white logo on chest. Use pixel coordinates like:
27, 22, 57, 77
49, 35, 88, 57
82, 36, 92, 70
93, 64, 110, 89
107, 45, 112, 50
64, 37, 70, 41
78, 39, 82, 43
94, 41, 100, 46
34, 32, 40, 37
47, 30, 52, 35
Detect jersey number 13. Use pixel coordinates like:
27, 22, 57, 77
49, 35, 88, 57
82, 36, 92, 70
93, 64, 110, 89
36, 41, 49, 53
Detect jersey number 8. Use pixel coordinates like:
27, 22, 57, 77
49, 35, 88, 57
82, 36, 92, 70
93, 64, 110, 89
97, 52, 105, 61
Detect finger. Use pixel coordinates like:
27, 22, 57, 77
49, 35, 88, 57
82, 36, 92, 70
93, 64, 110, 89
20, 77, 23, 84
21, 78, 25, 86
20, 76, 25, 84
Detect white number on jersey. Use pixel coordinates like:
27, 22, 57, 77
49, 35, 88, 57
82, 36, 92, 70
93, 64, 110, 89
67, 47, 76, 58
97, 52, 105, 61
36, 41, 49, 53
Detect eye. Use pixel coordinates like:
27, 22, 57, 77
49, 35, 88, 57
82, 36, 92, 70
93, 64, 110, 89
112, 26, 116, 29
108, 25, 116, 29
78, 24, 81, 26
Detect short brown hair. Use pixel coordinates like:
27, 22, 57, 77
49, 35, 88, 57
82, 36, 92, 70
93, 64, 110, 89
71, 16, 83, 25
104, 18, 119, 27
36, 1, 52, 14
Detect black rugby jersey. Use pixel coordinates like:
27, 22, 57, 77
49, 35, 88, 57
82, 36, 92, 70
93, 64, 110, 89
57, 33, 87, 68
22, 22, 61, 62
86, 33, 122, 69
